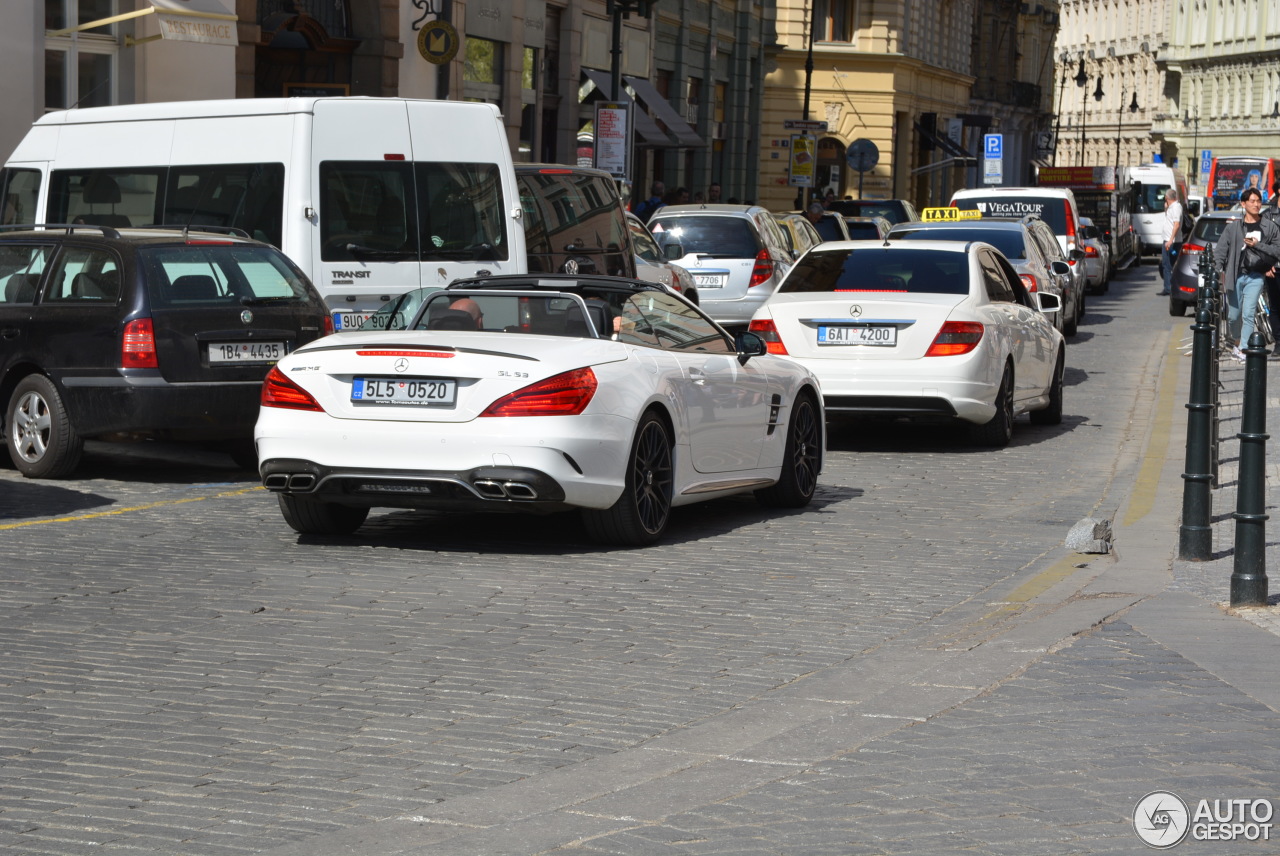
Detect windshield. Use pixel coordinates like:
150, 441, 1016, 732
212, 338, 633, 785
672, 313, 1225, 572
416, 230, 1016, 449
140, 245, 313, 307
890, 226, 1028, 260
953, 196, 1067, 233
779, 247, 969, 295
320, 161, 508, 263
650, 215, 763, 259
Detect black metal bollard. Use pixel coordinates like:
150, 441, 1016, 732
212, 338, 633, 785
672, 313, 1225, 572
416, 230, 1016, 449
1180, 298, 1217, 560
1196, 247, 1223, 486
1231, 331, 1270, 606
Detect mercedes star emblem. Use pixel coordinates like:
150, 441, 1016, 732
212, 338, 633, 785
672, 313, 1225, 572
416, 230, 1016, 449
240, 309, 253, 324
849, 305, 863, 318
394, 358, 409, 373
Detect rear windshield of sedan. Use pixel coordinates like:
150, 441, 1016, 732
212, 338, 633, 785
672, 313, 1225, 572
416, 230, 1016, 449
1190, 216, 1238, 245
649, 215, 763, 259
779, 248, 968, 295
952, 197, 1067, 233
891, 226, 1028, 260
139, 245, 315, 307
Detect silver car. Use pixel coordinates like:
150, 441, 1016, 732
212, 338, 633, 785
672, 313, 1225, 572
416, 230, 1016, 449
626, 213, 699, 305
1078, 216, 1111, 293
649, 204, 794, 326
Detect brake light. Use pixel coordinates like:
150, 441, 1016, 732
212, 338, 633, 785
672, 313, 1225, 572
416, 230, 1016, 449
748, 248, 775, 287
480, 367, 597, 417
121, 318, 158, 368
261, 366, 323, 411
1182, 242, 1206, 253
748, 318, 789, 355
1019, 274, 1038, 293
185, 240, 234, 246
1083, 244, 1099, 257
323, 314, 335, 336
925, 321, 984, 357
355, 350, 455, 358
1064, 201, 1077, 252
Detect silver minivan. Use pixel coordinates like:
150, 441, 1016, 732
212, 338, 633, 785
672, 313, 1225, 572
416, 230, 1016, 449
648, 204, 793, 326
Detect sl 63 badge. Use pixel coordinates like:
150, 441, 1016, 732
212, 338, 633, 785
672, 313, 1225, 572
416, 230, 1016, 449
498, 370, 529, 378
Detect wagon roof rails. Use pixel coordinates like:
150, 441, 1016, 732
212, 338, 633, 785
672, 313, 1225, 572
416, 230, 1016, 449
0, 223, 123, 239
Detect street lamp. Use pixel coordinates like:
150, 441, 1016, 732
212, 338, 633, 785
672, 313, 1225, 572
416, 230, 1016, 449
1184, 110, 1200, 189
1077, 59, 1103, 167
1115, 88, 1138, 180
1053, 52, 1070, 167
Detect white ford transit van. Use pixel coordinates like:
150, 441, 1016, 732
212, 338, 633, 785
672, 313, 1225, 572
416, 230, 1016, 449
0, 98, 525, 330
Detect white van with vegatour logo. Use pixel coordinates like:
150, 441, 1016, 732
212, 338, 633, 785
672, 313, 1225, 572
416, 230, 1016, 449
0, 97, 525, 331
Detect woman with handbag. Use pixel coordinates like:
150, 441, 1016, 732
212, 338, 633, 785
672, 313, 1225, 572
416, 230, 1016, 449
1215, 188, 1280, 362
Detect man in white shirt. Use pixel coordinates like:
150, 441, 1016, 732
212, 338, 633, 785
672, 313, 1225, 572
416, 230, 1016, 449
1158, 189, 1182, 296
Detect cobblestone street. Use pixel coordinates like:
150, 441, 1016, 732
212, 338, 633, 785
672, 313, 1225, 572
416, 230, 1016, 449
1, 264, 1277, 855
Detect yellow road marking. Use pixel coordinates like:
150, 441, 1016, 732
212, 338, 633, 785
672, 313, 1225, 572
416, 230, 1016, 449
0, 485, 264, 530
1123, 325, 1183, 526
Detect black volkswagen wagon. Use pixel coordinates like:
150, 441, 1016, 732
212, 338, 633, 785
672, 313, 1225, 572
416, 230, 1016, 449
0, 224, 330, 478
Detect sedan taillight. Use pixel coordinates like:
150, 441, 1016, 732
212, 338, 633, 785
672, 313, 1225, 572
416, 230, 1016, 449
748, 249, 775, 287
1019, 274, 1038, 293
480, 367, 597, 417
1181, 242, 1206, 254
925, 321, 984, 357
1084, 244, 1099, 257
121, 318, 158, 368
748, 318, 789, 355
261, 366, 324, 411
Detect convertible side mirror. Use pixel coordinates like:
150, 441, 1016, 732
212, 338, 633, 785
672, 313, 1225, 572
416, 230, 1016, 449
1036, 292, 1062, 314
735, 330, 768, 362
1050, 260, 1071, 276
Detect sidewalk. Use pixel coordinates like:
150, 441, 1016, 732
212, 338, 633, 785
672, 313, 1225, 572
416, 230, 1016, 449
1168, 334, 1280, 635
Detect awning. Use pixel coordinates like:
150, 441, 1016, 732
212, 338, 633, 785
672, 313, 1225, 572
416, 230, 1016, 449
913, 120, 977, 162
911, 157, 975, 176
47, 0, 237, 47
623, 76, 706, 148
581, 68, 677, 148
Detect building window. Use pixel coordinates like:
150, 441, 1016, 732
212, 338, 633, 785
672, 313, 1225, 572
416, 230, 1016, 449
45, 0, 117, 111
519, 47, 537, 157
813, 0, 852, 42
463, 36, 503, 105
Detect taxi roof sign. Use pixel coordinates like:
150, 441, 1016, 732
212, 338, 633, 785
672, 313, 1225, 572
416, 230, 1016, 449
921, 207, 982, 221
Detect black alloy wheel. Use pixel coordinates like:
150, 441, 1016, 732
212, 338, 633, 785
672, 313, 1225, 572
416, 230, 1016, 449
971, 367, 1014, 447
582, 411, 673, 546
757, 393, 820, 508
1030, 352, 1065, 425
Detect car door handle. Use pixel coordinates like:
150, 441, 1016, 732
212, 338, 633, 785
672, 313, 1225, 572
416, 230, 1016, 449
1, 328, 20, 340
688, 368, 707, 385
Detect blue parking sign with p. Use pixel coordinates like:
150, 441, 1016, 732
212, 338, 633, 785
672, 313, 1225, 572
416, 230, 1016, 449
985, 134, 1002, 158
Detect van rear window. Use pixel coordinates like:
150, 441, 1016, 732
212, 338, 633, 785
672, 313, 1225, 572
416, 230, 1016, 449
952, 196, 1067, 233
779, 247, 969, 295
320, 161, 509, 264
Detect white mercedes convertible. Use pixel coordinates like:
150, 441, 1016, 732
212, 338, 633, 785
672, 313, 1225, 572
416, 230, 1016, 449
255, 275, 824, 545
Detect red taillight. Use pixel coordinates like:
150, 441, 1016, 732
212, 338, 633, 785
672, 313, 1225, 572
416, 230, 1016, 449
925, 321, 984, 357
355, 350, 454, 358
121, 318, 158, 368
1064, 201, 1077, 251
480, 367, 597, 417
1084, 244, 1099, 257
322, 314, 335, 336
261, 366, 323, 411
748, 318, 789, 355
748, 248, 774, 287
1182, 242, 1206, 254
1019, 274, 1038, 293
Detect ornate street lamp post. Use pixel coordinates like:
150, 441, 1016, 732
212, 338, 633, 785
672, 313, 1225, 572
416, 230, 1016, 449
1115, 88, 1138, 179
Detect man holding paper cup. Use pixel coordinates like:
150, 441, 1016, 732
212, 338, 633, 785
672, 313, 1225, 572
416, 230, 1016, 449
1216, 187, 1280, 362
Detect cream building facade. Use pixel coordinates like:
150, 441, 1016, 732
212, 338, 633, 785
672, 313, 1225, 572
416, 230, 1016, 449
1055, 0, 1280, 194
761, 0, 1060, 213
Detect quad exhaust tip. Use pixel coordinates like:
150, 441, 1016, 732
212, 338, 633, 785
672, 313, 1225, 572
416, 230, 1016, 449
473, 479, 538, 500
263, 473, 317, 492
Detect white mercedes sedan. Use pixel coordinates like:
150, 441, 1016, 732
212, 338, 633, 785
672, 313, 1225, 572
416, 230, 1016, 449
748, 240, 1065, 446
256, 275, 824, 545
